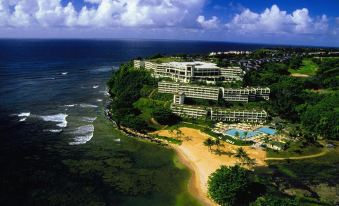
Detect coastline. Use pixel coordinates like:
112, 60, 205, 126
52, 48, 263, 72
153, 127, 267, 206
173, 145, 218, 206
106, 108, 265, 206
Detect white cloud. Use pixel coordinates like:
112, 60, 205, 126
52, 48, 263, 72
196, 15, 218, 29
226, 4, 328, 34
0, 0, 205, 28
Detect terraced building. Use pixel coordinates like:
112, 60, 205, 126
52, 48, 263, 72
170, 104, 267, 123
158, 81, 269, 123
158, 81, 270, 103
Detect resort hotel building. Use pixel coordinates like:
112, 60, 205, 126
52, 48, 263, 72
134, 60, 244, 84
158, 81, 270, 123
158, 81, 270, 103
170, 103, 267, 123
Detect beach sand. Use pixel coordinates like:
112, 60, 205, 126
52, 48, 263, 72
152, 127, 267, 206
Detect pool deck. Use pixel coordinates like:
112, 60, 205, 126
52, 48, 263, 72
224, 127, 277, 139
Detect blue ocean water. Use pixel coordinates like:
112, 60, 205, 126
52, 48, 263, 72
0, 39, 273, 205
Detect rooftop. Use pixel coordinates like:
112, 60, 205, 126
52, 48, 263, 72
161, 61, 219, 69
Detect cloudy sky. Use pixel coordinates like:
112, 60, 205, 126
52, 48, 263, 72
0, 0, 338, 46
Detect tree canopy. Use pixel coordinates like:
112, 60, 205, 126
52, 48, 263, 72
208, 165, 252, 206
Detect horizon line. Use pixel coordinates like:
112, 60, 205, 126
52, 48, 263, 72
0, 37, 338, 49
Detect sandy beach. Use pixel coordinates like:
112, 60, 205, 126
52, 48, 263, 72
152, 127, 267, 206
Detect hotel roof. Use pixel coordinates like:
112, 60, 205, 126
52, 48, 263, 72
161, 61, 219, 69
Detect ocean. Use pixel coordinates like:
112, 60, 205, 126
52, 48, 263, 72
0, 39, 271, 205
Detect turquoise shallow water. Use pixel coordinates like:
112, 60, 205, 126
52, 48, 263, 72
0, 39, 271, 205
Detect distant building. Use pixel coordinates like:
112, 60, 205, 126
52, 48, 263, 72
134, 60, 243, 84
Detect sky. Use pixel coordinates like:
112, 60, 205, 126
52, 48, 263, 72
0, 0, 338, 47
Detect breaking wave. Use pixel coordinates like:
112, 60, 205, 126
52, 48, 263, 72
69, 124, 94, 145
81, 117, 97, 123
18, 112, 30, 117
40, 113, 68, 128
65, 104, 75, 107
12, 112, 30, 122
44, 129, 63, 133
79, 103, 98, 108
92, 67, 112, 73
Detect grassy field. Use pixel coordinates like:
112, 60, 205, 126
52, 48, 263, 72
262, 145, 339, 205
289, 58, 318, 76
267, 141, 324, 158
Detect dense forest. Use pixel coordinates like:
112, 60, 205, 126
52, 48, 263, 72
243, 57, 338, 140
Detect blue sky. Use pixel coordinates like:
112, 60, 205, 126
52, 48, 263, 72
0, 0, 338, 46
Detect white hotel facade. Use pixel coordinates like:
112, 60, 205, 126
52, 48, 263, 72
158, 81, 270, 123
134, 60, 243, 84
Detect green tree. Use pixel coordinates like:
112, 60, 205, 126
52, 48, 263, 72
235, 147, 248, 160
244, 131, 249, 138
121, 114, 148, 132
251, 195, 298, 206
214, 138, 221, 150
289, 56, 302, 70
203, 138, 215, 151
300, 92, 339, 140
152, 107, 180, 125
208, 165, 251, 206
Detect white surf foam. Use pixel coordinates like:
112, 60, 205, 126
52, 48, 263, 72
93, 67, 112, 73
61, 72, 68, 75
69, 124, 94, 145
44, 129, 62, 133
81, 117, 97, 123
73, 124, 94, 134
79, 103, 98, 108
96, 99, 103, 102
40, 113, 68, 128
65, 104, 75, 107
19, 117, 27, 122
69, 133, 93, 145
18, 112, 30, 117
93, 85, 99, 89
99, 90, 109, 96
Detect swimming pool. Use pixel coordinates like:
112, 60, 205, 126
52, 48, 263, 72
225, 129, 260, 139
257, 127, 277, 135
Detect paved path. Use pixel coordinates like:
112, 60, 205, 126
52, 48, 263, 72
148, 89, 157, 98
266, 149, 328, 160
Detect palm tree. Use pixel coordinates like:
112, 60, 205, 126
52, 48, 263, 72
214, 138, 222, 155
235, 131, 240, 139
169, 128, 175, 137
214, 139, 221, 149
244, 131, 248, 138
244, 157, 256, 167
203, 138, 214, 152
176, 128, 183, 140
235, 147, 248, 160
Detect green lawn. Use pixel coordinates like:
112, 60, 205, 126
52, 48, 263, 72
267, 141, 324, 158
289, 58, 318, 76
262, 146, 339, 205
